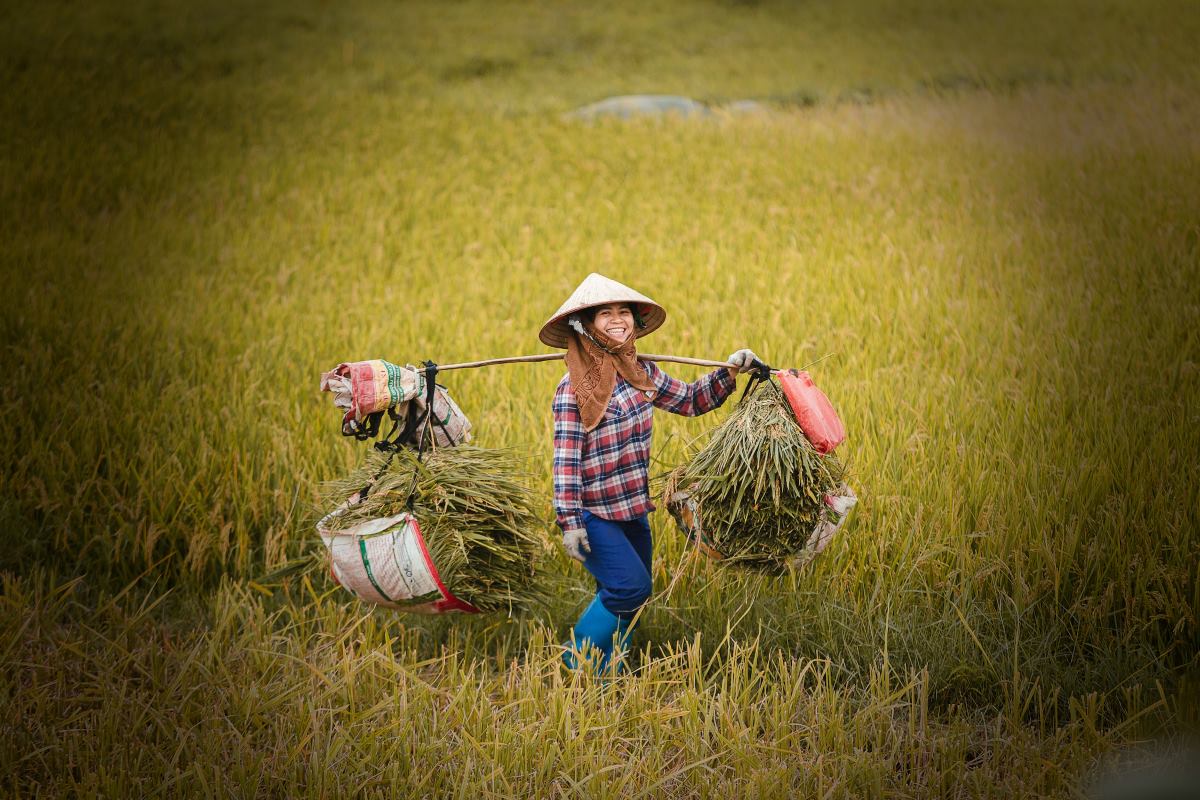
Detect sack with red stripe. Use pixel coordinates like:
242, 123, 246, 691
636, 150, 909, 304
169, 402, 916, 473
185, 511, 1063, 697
318, 508, 480, 614
315, 446, 546, 615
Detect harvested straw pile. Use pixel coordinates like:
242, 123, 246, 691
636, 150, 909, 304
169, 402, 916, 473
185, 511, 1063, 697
321, 446, 549, 614
665, 380, 847, 571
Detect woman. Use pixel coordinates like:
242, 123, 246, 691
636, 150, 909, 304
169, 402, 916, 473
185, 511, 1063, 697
539, 273, 759, 673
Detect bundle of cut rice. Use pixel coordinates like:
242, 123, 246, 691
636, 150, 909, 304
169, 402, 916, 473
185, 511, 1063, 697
664, 380, 853, 572
319, 445, 549, 614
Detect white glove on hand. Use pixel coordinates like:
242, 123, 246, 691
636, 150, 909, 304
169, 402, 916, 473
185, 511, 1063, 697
562, 529, 591, 563
727, 348, 760, 374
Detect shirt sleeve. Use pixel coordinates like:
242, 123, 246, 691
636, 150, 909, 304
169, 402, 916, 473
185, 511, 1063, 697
646, 361, 737, 417
552, 377, 587, 535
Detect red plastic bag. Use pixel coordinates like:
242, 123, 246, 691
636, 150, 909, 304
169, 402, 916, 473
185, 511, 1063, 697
777, 369, 846, 454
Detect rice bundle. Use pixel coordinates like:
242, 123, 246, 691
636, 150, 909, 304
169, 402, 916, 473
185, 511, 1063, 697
320, 445, 549, 614
665, 380, 849, 571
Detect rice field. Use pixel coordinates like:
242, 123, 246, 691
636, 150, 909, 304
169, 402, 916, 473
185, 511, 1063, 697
2, 0, 1198, 796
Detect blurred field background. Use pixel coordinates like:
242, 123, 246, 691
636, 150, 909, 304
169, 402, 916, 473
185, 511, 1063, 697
2, 0, 1198, 796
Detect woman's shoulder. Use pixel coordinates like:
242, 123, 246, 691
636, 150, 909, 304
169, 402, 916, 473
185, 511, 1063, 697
553, 373, 579, 416
638, 358, 666, 383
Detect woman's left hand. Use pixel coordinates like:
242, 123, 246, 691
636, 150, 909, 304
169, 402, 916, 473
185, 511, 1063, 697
727, 349, 760, 374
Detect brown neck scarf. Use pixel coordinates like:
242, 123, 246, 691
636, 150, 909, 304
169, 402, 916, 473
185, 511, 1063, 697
565, 322, 657, 432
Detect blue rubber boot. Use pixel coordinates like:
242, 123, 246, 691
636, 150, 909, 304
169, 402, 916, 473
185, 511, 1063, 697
563, 595, 624, 674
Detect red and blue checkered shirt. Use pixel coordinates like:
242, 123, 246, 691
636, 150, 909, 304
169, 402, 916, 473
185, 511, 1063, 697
553, 361, 736, 535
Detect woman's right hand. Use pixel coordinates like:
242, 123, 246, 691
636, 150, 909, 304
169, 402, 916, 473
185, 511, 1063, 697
562, 529, 591, 563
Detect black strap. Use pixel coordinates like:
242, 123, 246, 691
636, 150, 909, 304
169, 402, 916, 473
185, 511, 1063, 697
426, 385, 457, 445
750, 358, 773, 382
355, 361, 439, 504
404, 361, 439, 511
370, 360, 439, 453
349, 410, 383, 441
376, 402, 415, 453
370, 406, 402, 447
419, 361, 438, 448
738, 358, 775, 404
393, 395, 425, 449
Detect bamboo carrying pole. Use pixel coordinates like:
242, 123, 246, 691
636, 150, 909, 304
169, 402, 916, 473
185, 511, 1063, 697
436, 353, 777, 373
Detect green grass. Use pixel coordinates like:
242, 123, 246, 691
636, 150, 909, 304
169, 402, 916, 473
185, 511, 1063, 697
2, 0, 1198, 795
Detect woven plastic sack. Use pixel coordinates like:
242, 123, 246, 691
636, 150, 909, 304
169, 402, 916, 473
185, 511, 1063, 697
413, 384, 472, 448
320, 360, 472, 446
317, 508, 479, 614
320, 360, 423, 435
777, 369, 846, 454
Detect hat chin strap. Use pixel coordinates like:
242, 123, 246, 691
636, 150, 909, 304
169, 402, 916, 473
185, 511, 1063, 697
568, 315, 630, 355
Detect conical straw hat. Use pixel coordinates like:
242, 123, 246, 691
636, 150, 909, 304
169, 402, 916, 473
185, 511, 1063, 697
539, 273, 667, 348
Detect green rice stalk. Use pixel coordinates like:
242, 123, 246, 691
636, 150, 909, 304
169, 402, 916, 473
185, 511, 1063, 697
666, 380, 847, 571
321, 446, 550, 614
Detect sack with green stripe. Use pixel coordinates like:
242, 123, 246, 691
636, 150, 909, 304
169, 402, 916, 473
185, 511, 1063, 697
318, 447, 550, 615
318, 509, 481, 613
320, 359, 471, 446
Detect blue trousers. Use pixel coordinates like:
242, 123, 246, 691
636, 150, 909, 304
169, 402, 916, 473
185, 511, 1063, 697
581, 510, 653, 620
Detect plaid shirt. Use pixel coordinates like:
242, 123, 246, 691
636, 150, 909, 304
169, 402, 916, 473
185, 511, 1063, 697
553, 361, 736, 535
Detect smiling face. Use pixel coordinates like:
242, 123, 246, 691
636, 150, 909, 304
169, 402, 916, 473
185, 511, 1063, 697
588, 303, 636, 344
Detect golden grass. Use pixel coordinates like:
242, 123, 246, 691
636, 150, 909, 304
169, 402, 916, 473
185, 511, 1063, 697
1, 0, 1198, 795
